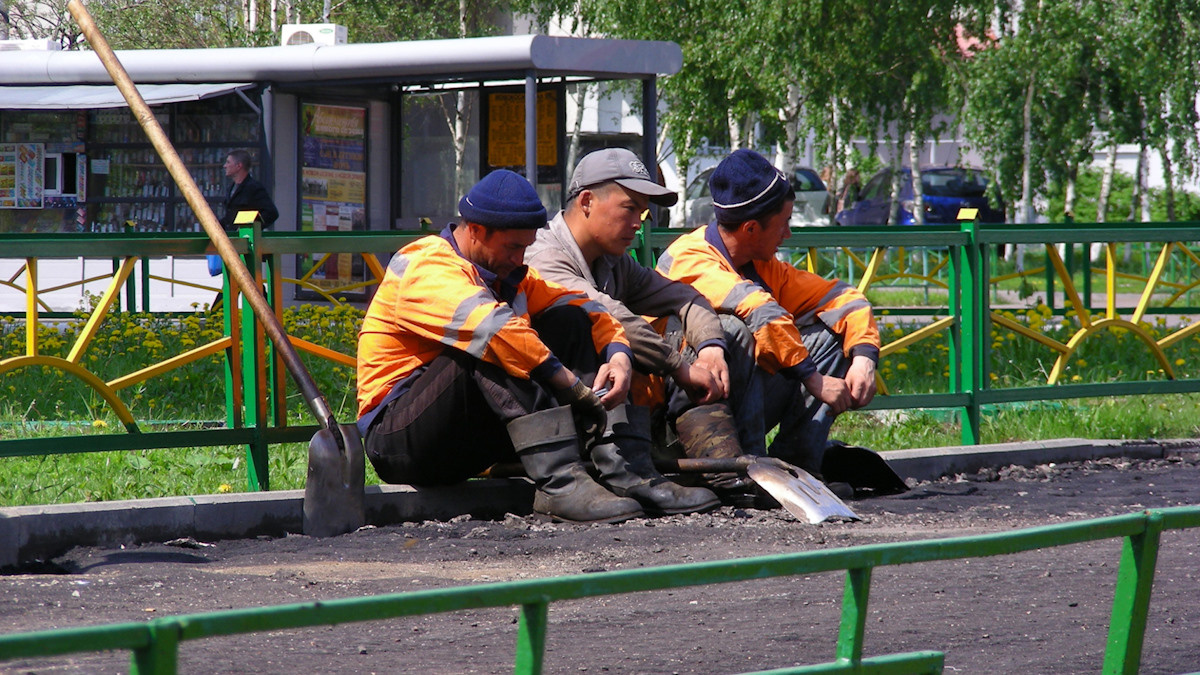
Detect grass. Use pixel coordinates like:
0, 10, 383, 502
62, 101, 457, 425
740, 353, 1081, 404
2, 248, 1199, 508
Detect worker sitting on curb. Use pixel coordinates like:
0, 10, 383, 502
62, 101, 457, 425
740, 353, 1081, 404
524, 147, 722, 513
358, 170, 660, 524
657, 149, 882, 486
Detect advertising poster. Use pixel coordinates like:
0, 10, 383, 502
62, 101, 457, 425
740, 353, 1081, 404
0, 143, 44, 209
486, 90, 558, 169
298, 103, 367, 295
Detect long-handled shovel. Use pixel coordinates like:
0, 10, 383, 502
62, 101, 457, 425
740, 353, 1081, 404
67, 0, 365, 538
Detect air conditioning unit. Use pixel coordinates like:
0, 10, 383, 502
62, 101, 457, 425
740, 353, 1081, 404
281, 24, 348, 46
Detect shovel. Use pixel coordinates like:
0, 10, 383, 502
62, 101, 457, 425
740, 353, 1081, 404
68, 0, 365, 538
657, 456, 860, 524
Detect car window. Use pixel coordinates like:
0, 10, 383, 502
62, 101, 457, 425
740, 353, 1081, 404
860, 171, 890, 200
685, 170, 711, 200
922, 168, 989, 198
792, 168, 826, 192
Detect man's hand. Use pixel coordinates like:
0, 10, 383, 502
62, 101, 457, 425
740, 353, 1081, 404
844, 355, 877, 409
693, 345, 730, 399
802, 371, 853, 415
671, 362, 722, 405
557, 377, 607, 446
593, 352, 632, 409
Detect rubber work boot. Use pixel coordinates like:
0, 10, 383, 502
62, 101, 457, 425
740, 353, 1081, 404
507, 406, 643, 524
673, 404, 757, 493
591, 404, 720, 516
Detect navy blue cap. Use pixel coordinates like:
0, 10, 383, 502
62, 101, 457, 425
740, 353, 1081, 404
709, 149, 795, 224
458, 170, 548, 230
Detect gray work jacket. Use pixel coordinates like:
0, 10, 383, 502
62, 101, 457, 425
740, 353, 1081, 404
525, 212, 725, 375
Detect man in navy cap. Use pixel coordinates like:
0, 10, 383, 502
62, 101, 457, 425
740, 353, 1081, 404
657, 149, 882, 483
356, 169, 646, 524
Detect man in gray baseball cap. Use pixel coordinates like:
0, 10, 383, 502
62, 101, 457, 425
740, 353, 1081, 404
566, 147, 679, 206
525, 148, 738, 513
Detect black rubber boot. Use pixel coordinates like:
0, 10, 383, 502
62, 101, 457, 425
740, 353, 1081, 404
591, 405, 720, 516
508, 406, 643, 524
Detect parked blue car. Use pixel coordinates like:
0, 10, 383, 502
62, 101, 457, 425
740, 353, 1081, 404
834, 167, 1005, 226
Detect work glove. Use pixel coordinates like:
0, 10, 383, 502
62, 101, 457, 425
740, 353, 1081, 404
558, 378, 607, 447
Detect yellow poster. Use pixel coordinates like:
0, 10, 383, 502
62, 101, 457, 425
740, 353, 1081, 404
487, 91, 558, 168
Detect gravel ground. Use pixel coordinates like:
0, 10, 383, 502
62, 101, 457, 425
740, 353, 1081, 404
2, 453, 1199, 674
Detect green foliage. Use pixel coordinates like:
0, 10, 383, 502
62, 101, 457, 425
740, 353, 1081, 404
1043, 166, 1200, 223
79, 0, 511, 50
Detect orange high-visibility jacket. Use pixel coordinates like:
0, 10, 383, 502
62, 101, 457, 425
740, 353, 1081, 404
357, 232, 629, 419
656, 224, 879, 379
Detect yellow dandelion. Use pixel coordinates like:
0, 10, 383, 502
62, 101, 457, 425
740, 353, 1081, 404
1071, 375, 1082, 382
1175, 358, 1186, 366
217, 484, 233, 494
92, 419, 108, 428
1076, 359, 1087, 368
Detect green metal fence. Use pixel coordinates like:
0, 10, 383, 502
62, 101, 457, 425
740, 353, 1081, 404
2, 221, 1200, 489
0, 505, 1195, 674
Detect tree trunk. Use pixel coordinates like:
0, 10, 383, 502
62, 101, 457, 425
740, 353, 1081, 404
1020, 77, 1035, 224
1064, 163, 1077, 218
1139, 142, 1151, 222
1161, 144, 1176, 221
909, 130, 925, 225
1128, 141, 1144, 222
829, 96, 840, 190
778, 82, 801, 177
567, 83, 589, 177
0, 2, 9, 40
887, 140, 903, 226
1097, 141, 1117, 222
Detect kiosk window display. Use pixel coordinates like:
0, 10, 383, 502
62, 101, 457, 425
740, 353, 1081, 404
0, 90, 265, 234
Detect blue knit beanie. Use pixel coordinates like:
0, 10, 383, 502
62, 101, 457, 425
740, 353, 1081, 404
709, 149, 795, 224
458, 170, 548, 230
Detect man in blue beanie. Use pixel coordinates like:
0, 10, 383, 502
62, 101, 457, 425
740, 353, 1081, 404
658, 149, 884, 489
357, 169, 646, 523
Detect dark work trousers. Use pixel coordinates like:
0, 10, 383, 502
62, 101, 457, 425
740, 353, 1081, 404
363, 305, 601, 486
666, 314, 851, 471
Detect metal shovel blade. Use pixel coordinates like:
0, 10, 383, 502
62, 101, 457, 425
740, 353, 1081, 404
746, 460, 860, 524
303, 423, 366, 538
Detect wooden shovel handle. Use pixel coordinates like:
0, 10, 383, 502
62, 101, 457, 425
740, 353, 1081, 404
67, 0, 338, 433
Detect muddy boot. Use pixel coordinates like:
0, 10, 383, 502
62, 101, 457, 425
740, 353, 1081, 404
591, 405, 720, 516
508, 406, 643, 524
674, 404, 757, 494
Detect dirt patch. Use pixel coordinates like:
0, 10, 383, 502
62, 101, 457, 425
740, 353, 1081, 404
2, 454, 1199, 674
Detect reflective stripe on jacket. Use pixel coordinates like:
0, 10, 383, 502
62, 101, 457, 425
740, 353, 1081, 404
656, 224, 879, 377
357, 231, 628, 419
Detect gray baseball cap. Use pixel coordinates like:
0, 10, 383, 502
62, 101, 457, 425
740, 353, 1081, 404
566, 148, 679, 206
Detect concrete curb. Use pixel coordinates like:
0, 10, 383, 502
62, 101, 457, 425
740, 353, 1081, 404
1, 480, 532, 570
3, 438, 1198, 571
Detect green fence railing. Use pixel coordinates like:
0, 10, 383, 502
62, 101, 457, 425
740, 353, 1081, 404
3, 221, 1200, 489
1, 505, 1196, 674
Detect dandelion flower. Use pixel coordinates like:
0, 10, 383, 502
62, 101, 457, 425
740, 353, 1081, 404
92, 419, 108, 428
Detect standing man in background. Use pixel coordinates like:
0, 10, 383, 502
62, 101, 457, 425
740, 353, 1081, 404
210, 149, 278, 277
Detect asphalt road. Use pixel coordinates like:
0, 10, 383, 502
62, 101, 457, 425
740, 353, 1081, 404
1, 453, 1199, 674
